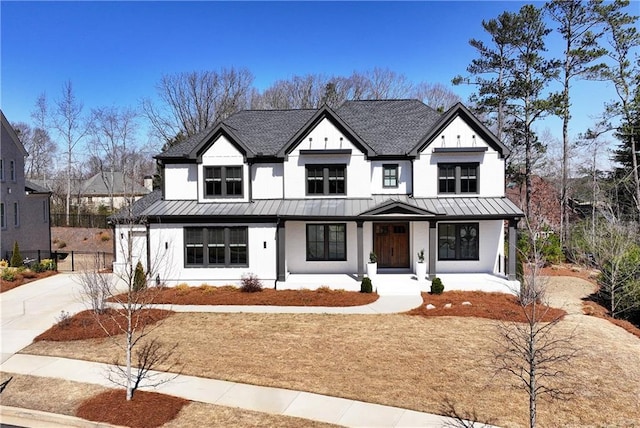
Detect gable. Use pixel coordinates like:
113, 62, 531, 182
359, 200, 436, 216
288, 117, 361, 156
278, 106, 375, 159
200, 134, 244, 162
193, 125, 253, 162
410, 103, 509, 158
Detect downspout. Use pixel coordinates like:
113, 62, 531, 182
146, 221, 151, 275
248, 160, 253, 202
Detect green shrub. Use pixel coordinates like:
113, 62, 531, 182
430, 277, 444, 294
10, 241, 23, 267
132, 261, 147, 292
1, 268, 16, 281
369, 251, 377, 263
240, 272, 263, 292
360, 277, 373, 293
41, 259, 56, 271
30, 262, 45, 273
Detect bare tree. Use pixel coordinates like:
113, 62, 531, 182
494, 218, 579, 428
90, 106, 139, 211
52, 81, 91, 225
143, 67, 253, 142
412, 82, 462, 112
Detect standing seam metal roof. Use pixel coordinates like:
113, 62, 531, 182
137, 195, 522, 219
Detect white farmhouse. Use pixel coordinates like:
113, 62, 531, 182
112, 100, 523, 293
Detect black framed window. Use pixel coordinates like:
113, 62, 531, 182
438, 163, 478, 194
306, 165, 346, 195
10, 160, 16, 181
306, 224, 346, 261
0, 202, 5, 229
204, 166, 243, 198
185, 226, 248, 267
438, 223, 479, 260
383, 164, 398, 188
0, 159, 4, 181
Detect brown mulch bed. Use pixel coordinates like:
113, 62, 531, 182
34, 309, 174, 342
113, 285, 379, 307
407, 290, 567, 323
540, 263, 598, 283
583, 300, 640, 339
76, 389, 188, 428
0, 270, 57, 293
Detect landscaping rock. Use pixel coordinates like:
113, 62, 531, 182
444, 303, 452, 309
426, 304, 436, 310
462, 301, 471, 306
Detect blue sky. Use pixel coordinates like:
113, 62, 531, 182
0, 1, 621, 157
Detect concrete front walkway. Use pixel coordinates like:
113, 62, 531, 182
0, 273, 489, 428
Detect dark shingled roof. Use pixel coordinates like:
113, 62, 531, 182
335, 100, 441, 155
224, 109, 317, 156
157, 100, 445, 159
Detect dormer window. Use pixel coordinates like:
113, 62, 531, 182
438, 163, 478, 194
306, 165, 346, 195
204, 166, 243, 198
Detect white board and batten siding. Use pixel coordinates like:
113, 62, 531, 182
370, 160, 412, 195
147, 223, 278, 286
197, 135, 249, 203
284, 118, 370, 199
164, 164, 198, 200
414, 116, 505, 198
252, 163, 284, 199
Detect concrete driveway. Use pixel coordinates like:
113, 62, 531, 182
0, 273, 86, 363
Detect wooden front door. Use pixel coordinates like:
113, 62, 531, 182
373, 223, 409, 268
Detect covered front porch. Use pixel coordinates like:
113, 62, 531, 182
276, 271, 520, 296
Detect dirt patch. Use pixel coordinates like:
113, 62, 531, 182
51, 227, 113, 253
118, 285, 379, 307
77, 389, 188, 428
34, 309, 174, 342
406, 290, 566, 322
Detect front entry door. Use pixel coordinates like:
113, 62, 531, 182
374, 223, 409, 268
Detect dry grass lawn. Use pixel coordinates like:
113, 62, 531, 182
23, 277, 640, 428
0, 373, 340, 428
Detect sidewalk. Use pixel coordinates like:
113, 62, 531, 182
1, 354, 462, 428
0, 274, 481, 428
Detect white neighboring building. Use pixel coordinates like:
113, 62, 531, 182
113, 100, 523, 290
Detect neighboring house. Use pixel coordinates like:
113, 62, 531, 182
113, 100, 523, 289
0, 110, 52, 261
80, 171, 151, 212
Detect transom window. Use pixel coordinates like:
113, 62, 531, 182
438, 163, 478, 194
204, 166, 243, 198
438, 223, 479, 260
306, 165, 346, 195
306, 224, 346, 261
383, 164, 398, 188
185, 226, 248, 267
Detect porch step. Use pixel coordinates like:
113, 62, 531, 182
371, 277, 424, 296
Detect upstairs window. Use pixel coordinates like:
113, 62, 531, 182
383, 164, 398, 188
438, 163, 478, 194
0, 202, 5, 229
0, 159, 4, 181
306, 165, 346, 195
10, 160, 16, 181
13, 202, 19, 227
204, 166, 243, 198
